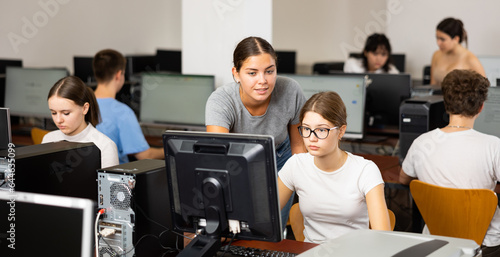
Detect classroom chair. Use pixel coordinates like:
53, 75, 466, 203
31, 127, 50, 145
410, 180, 497, 245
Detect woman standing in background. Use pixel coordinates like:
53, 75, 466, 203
430, 17, 485, 86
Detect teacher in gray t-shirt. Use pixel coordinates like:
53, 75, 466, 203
205, 36, 307, 230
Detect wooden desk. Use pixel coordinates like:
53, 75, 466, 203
230, 239, 318, 254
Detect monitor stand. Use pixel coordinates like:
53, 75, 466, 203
177, 173, 229, 257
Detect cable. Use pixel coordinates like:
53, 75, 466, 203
95, 208, 105, 257
219, 232, 237, 257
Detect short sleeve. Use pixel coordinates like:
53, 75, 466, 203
118, 107, 149, 155
358, 160, 384, 195
205, 88, 236, 129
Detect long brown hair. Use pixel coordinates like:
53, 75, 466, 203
48, 76, 101, 126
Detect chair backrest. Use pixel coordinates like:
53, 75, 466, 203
410, 180, 498, 245
31, 127, 50, 145
289, 203, 396, 242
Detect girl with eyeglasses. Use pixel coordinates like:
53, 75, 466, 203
278, 91, 391, 244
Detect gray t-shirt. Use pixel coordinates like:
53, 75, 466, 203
205, 76, 306, 146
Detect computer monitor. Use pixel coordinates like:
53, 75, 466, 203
0, 59, 22, 107
276, 50, 296, 74
363, 73, 412, 131
140, 73, 215, 128
0, 108, 11, 150
0, 190, 94, 257
156, 49, 182, 73
282, 74, 367, 139
163, 131, 282, 257
475, 86, 500, 138
4, 67, 68, 118
0, 141, 101, 201
478, 56, 500, 86
126, 55, 157, 81
73, 56, 95, 85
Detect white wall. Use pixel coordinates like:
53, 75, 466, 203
182, 0, 272, 88
0, 0, 181, 74
1, 0, 499, 80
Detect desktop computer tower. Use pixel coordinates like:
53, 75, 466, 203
399, 95, 448, 161
97, 159, 180, 257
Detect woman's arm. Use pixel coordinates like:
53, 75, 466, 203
399, 168, 416, 185
278, 178, 294, 210
366, 184, 391, 231
206, 125, 229, 133
288, 123, 306, 155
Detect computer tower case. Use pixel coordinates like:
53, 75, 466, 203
0, 141, 100, 201
399, 95, 448, 161
97, 159, 180, 257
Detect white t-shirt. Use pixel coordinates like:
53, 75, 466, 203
279, 152, 384, 244
42, 123, 119, 168
343, 57, 399, 74
402, 128, 500, 247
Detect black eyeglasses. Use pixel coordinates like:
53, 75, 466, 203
298, 126, 338, 139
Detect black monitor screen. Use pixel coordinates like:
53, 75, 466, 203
276, 51, 296, 74
0, 191, 94, 257
0, 108, 11, 150
126, 55, 157, 80
0, 141, 101, 201
156, 49, 182, 73
73, 56, 95, 85
363, 73, 412, 130
163, 131, 282, 256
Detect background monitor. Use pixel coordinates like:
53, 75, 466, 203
140, 73, 215, 127
4, 67, 68, 118
156, 49, 182, 73
73, 56, 95, 85
363, 73, 412, 131
126, 55, 157, 81
0, 141, 101, 201
478, 56, 500, 86
0, 108, 11, 150
0, 59, 22, 107
276, 50, 296, 74
282, 74, 367, 139
0, 191, 94, 257
475, 86, 500, 138
163, 131, 282, 256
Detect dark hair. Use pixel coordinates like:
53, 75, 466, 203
48, 76, 101, 126
93, 49, 127, 83
299, 91, 347, 127
362, 33, 393, 72
233, 37, 277, 72
437, 17, 468, 47
441, 69, 489, 117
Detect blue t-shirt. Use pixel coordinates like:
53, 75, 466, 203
96, 98, 149, 164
